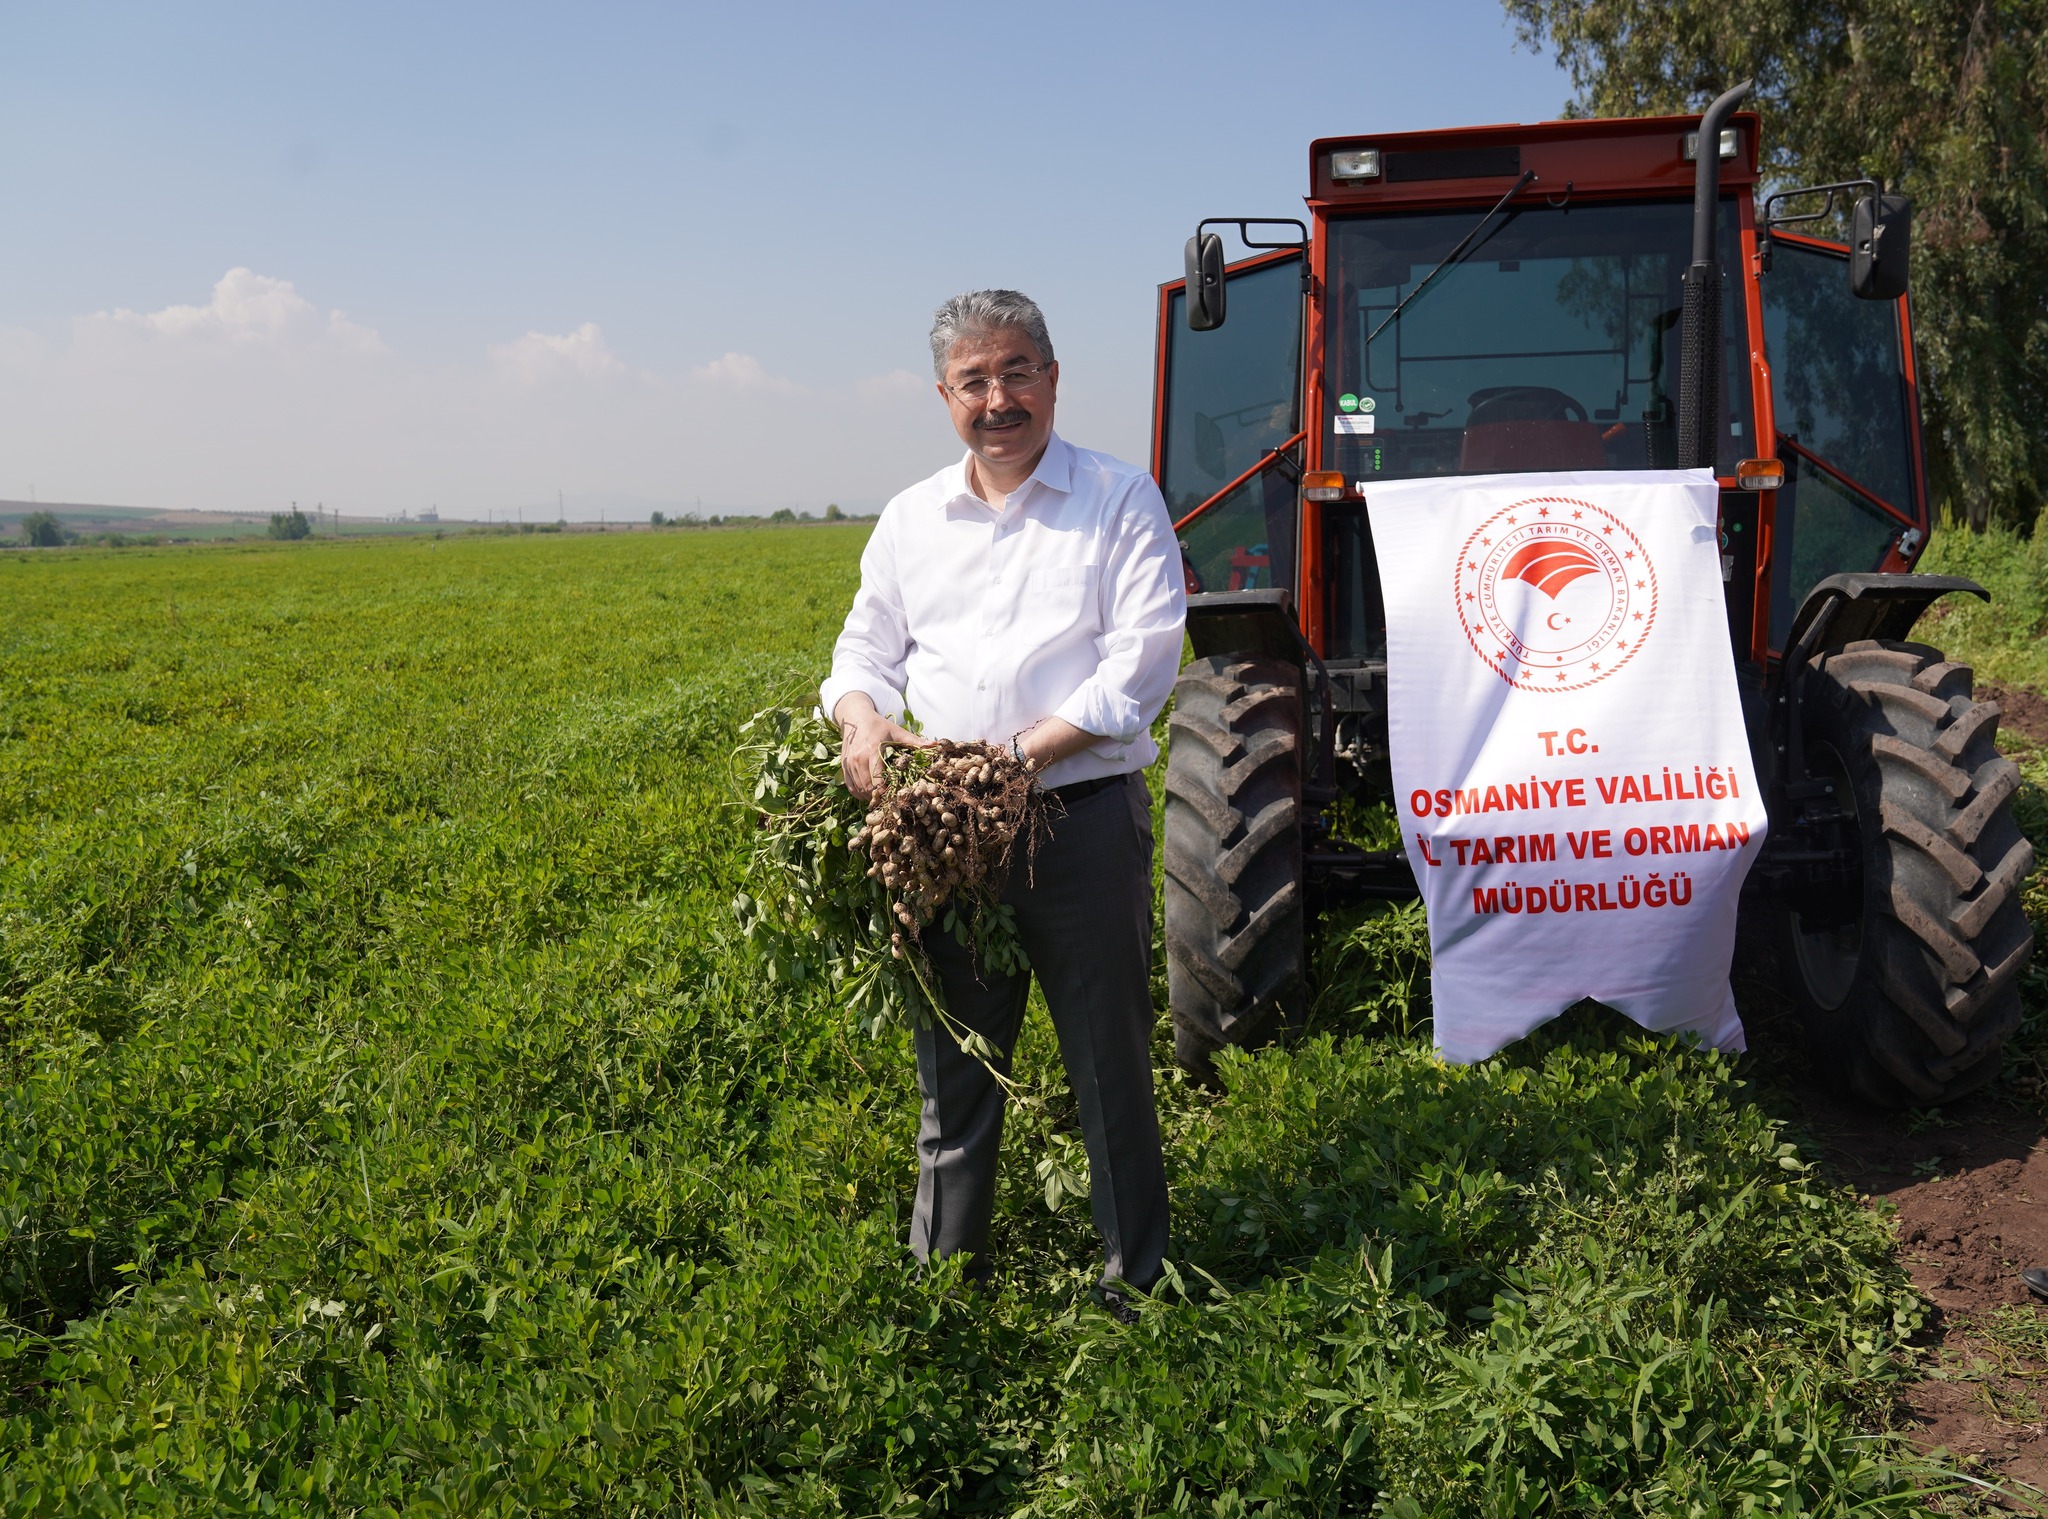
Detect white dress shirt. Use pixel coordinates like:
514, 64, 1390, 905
819, 432, 1188, 790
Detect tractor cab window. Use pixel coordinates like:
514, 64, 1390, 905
1325, 199, 1750, 483
1158, 253, 1303, 595
1761, 235, 1921, 647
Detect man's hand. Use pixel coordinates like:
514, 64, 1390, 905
833, 693, 926, 800
1015, 716, 1100, 771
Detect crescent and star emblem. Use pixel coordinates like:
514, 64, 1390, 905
1453, 496, 1658, 692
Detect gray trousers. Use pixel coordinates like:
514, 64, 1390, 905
912, 772, 1169, 1291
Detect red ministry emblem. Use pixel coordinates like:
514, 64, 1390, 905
1454, 496, 1657, 691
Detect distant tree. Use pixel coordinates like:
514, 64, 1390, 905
268, 507, 312, 540
20, 511, 64, 547
824, 502, 845, 521
651, 511, 666, 526
769, 508, 797, 523
1503, 0, 2048, 529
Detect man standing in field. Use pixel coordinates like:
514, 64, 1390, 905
819, 290, 1186, 1312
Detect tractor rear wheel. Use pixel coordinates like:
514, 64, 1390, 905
1782, 639, 2035, 1106
1163, 654, 1305, 1076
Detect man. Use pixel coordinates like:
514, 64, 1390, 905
818, 289, 1186, 1310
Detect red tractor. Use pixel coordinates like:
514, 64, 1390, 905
1156, 84, 2036, 1105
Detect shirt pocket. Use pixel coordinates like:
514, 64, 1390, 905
1021, 563, 1102, 636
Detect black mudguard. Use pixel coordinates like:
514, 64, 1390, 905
1184, 589, 1309, 667
1784, 572, 1989, 659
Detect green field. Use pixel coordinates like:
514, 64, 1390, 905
2, 525, 2043, 1514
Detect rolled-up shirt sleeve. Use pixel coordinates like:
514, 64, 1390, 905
819, 510, 911, 722
1051, 474, 1187, 751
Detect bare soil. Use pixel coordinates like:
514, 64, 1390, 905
1798, 1080, 2048, 1501
1745, 677, 2048, 1507
1985, 680, 2048, 748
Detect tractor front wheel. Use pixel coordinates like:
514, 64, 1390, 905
1782, 639, 2035, 1106
1163, 654, 1305, 1076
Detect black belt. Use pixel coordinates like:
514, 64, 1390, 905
1048, 773, 1129, 804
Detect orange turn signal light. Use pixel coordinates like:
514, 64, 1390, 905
1302, 470, 1346, 502
1736, 458, 1784, 491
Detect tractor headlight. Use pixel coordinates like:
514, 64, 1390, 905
1330, 148, 1382, 182
1683, 128, 1740, 162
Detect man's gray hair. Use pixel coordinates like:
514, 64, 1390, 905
929, 289, 1055, 379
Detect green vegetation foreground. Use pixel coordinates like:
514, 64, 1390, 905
0, 527, 2025, 1513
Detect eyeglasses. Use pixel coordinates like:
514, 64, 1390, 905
944, 363, 1053, 403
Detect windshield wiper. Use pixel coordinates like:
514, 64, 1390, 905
1364, 169, 1537, 347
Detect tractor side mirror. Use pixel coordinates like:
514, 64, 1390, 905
1850, 193, 1911, 300
1185, 231, 1226, 331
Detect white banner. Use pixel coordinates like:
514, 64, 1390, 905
1366, 469, 1766, 1062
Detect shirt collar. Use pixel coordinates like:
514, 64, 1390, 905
948, 431, 1074, 515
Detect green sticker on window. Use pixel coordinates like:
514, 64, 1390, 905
1338, 393, 1359, 413
1360, 396, 1376, 414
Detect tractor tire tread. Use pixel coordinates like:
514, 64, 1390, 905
1164, 766, 1240, 839
1775, 638, 2035, 1107
1935, 699, 2001, 761
1168, 711, 1240, 763
1880, 800, 1983, 892
1950, 758, 2022, 848
1164, 845, 1242, 930
1911, 660, 1976, 700
1163, 654, 1305, 1075
1952, 837, 2036, 940
1869, 733, 1971, 799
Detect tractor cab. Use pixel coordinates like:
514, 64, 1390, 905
1158, 110, 1927, 670
1153, 96, 2033, 1105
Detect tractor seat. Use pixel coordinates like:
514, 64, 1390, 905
1459, 419, 1608, 473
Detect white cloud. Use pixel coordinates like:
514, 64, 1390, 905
687, 351, 797, 394
855, 368, 931, 401
90, 267, 383, 352
0, 269, 956, 514
488, 322, 627, 384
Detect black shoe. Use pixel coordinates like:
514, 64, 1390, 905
2021, 1267, 2048, 1303
1099, 1288, 1142, 1327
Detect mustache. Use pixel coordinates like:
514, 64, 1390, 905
975, 407, 1030, 430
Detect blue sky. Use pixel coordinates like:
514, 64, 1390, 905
0, 2, 1571, 517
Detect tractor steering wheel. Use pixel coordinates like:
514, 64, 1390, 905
1465, 386, 1590, 426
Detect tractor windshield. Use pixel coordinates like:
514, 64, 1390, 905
1325, 198, 1750, 482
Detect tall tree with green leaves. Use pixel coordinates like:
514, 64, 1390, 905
19, 511, 65, 548
1503, 0, 2048, 529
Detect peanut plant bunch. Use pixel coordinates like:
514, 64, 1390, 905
733, 706, 1047, 1039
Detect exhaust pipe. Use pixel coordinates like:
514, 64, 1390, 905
1677, 79, 1753, 471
